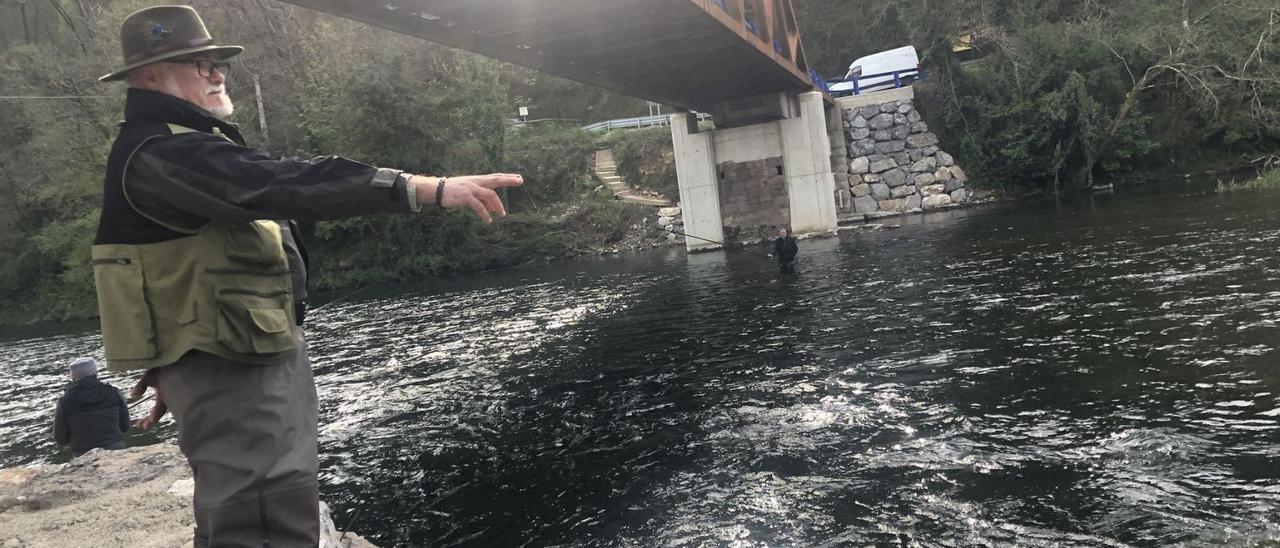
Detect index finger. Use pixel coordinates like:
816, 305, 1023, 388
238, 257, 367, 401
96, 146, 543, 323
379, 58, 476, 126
476, 174, 524, 189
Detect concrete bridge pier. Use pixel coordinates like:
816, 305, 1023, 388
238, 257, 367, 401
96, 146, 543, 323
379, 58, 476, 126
671, 91, 838, 252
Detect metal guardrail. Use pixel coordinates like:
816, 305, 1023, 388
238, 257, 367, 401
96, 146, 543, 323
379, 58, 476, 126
826, 68, 922, 97
581, 112, 712, 132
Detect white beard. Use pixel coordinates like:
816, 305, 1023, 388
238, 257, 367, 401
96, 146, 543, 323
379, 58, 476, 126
208, 97, 234, 119
157, 77, 234, 119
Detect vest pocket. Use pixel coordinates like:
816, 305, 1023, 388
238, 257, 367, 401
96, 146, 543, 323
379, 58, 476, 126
223, 221, 287, 267
215, 289, 296, 356
92, 252, 158, 361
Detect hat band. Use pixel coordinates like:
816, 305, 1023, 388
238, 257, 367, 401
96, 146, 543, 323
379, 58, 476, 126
124, 37, 215, 65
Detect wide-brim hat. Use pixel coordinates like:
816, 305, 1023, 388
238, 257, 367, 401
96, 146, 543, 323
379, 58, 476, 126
99, 5, 243, 82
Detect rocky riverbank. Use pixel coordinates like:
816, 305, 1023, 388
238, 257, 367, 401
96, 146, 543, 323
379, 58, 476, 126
0, 444, 375, 548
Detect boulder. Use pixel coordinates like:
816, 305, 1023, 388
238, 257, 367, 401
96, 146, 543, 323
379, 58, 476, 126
914, 173, 936, 186
906, 132, 939, 149
897, 102, 914, 114
894, 152, 912, 168
658, 207, 681, 217
910, 122, 929, 134
870, 183, 893, 200
894, 113, 909, 126
920, 184, 947, 197
657, 216, 672, 227
944, 179, 964, 193
859, 105, 880, 119
869, 158, 898, 173
851, 116, 868, 128
892, 125, 911, 140
878, 198, 909, 212
863, 172, 882, 183
890, 184, 916, 198
848, 174, 864, 186
854, 195, 879, 215
935, 167, 953, 182
951, 188, 971, 203
849, 140, 876, 157
849, 156, 870, 174
881, 168, 908, 187
949, 165, 969, 182
907, 110, 922, 123
851, 183, 872, 197
874, 141, 906, 154
905, 194, 922, 211
909, 157, 937, 173
879, 102, 898, 113
849, 128, 871, 140
922, 194, 953, 210
921, 146, 940, 157
871, 129, 893, 142
909, 150, 926, 163
937, 151, 955, 167
868, 113, 895, 130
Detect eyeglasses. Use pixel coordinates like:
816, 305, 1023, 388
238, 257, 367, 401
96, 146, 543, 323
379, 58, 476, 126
166, 59, 231, 79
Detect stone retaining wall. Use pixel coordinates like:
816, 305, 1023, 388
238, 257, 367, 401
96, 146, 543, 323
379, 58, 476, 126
841, 98, 974, 217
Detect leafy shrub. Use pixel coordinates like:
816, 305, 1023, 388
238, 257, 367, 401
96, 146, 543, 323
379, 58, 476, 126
502, 123, 596, 209
609, 127, 678, 200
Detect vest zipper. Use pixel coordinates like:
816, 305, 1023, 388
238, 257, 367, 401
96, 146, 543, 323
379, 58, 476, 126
92, 258, 132, 265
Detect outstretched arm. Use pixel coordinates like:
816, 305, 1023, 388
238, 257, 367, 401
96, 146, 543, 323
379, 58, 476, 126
127, 133, 524, 228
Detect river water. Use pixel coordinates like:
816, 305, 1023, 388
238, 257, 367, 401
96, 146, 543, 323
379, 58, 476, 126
2, 186, 1279, 546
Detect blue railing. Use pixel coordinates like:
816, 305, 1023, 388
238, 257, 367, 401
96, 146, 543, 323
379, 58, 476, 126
809, 69, 829, 93
827, 68, 921, 97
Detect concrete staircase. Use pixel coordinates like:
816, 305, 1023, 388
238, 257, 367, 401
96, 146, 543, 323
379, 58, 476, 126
595, 149, 673, 207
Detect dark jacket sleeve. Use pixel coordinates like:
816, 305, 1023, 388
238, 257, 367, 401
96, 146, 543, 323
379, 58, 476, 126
117, 392, 131, 433
53, 397, 69, 445
125, 133, 413, 230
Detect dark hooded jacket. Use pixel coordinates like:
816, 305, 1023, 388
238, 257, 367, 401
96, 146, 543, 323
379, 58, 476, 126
775, 235, 798, 264
53, 376, 130, 457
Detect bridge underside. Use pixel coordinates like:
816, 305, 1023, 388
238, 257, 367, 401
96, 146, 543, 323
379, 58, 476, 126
279, 0, 818, 112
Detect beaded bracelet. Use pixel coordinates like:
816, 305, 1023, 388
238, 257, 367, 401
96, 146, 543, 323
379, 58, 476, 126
435, 176, 447, 209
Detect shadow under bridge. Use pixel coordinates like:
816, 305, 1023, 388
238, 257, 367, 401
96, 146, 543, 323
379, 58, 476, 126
276, 0, 824, 112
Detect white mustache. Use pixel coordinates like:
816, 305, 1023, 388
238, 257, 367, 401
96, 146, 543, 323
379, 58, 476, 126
207, 87, 226, 95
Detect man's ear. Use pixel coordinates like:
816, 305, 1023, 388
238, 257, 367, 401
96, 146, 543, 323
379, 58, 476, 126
126, 65, 161, 90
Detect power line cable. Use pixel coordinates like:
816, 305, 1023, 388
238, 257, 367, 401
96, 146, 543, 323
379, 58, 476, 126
0, 95, 114, 99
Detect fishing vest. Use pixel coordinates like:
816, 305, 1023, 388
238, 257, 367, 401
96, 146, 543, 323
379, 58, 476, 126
93, 122, 297, 372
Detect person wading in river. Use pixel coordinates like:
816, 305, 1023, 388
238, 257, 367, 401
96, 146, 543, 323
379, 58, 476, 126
772, 226, 799, 267
93, 6, 523, 546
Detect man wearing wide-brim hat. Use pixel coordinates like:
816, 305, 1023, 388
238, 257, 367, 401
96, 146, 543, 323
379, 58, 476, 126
95, 5, 523, 546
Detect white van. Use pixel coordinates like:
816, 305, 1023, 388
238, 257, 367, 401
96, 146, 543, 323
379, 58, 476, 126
827, 46, 920, 97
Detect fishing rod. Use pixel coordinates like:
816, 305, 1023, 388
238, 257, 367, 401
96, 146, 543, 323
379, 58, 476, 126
660, 226, 775, 260
127, 391, 154, 410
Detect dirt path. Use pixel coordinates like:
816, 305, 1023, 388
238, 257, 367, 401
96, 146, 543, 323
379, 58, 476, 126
0, 444, 375, 547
